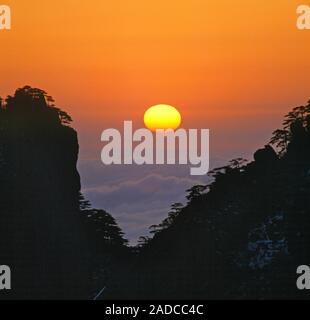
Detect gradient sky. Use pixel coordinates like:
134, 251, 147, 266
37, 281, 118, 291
1, 0, 310, 242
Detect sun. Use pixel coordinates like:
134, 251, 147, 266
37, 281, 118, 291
144, 104, 182, 131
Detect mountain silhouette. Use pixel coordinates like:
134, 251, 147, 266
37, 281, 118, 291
2, 86, 310, 300
0, 86, 127, 299
106, 101, 310, 300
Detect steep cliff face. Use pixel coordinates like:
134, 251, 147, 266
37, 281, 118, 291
0, 87, 89, 299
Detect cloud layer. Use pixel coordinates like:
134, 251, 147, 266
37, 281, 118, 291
79, 161, 209, 243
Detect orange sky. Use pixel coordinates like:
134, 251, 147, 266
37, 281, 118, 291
1, 0, 310, 128
2, 0, 310, 241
